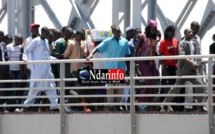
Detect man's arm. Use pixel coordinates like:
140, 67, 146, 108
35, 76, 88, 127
87, 40, 106, 60
22, 39, 37, 61
86, 47, 98, 60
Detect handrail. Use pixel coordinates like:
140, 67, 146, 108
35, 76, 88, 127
0, 54, 214, 134
0, 54, 214, 65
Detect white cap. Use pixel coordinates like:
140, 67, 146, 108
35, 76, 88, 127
126, 26, 134, 32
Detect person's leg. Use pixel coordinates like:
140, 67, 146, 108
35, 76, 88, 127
163, 79, 185, 103
184, 81, 194, 110
45, 88, 58, 110
23, 89, 39, 106
190, 78, 205, 103
107, 86, 114, 103
160, 66, 170, 102
115, 86, 125, 111
22, 69, 31, 104
6, 71, 18, 111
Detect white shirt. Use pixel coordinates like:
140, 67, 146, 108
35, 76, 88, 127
7, 43, 21, 70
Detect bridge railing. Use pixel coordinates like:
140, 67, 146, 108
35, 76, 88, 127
0, 54, 214, 134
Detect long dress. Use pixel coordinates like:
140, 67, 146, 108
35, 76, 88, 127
137, 34, 158, 103
23, 37, 55, 88
22, 37, 58, 109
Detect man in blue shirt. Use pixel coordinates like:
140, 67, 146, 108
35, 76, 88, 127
87, 25, 131, 111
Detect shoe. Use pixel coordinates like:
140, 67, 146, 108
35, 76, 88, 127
160, 106, 166, 112
19, 107, 29, 112
4, 110, 9, 113
203, 102, 208, 112
167, 106, 174, 112
14, 108, 21, 113
69, 90, 78, 95
116, 106, 124, 111
138, 105, 147, 112
84, 107, 92, 112
184, 108, 193, 112
64, 106, 71, 112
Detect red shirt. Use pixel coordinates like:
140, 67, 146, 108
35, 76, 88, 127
159, 38, 179, 66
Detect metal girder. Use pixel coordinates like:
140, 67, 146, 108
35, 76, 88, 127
175, 0, 197, 30
39, 0, 62, 29
148, 0, 157, 21
112, 0, 120, 25
141, 16, 147, 27
140, 0, 148, 27
199, 0, 215, 39
68, 0, 98, 30
0, 1, 7, 24
141, 0, 148, 11
7, 0, 15, 37
112, 0, 130, 33
131, 0, 141, 28
199, 11, 215, 39
156, 5, 169, 31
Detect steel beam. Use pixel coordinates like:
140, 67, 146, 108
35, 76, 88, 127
131, 0, 141, 28
175, 0, 197, 30
199, 0, 215, 39
112, 0, 120, 25
156, 5, 169, 31
69, 0, 89, 29
39, 0, 62, 29
199, 11, 215, 39
148, 0, 157, 21
7, 0, 15, 37
0, 1, 7, 24
21, 0, 31, 39
122, 0, 131, 31
141, 16, 147, 27
141, 0, 148, 11
74, 0, 92, 29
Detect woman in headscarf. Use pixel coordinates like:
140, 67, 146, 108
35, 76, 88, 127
134, 20, 159, 111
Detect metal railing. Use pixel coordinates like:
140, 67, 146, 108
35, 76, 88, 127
0, 54, 214, 134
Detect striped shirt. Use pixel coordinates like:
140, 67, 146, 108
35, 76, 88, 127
7, 43, 21, 70
192, 35, 202, 64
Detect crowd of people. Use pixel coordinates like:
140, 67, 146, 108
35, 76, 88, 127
0, 20, 214, 113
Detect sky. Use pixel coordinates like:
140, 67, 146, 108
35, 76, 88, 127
0, 0, 214, 55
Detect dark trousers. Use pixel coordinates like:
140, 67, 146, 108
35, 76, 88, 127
11, 70, 23, 105
160, 65, 177, 101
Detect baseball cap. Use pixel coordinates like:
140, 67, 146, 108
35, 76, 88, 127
30, 23, 40, 30
126, 26, 134, 32
148, 20, 157, 28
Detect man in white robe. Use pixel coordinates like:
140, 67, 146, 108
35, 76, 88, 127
22, 27, 58, 110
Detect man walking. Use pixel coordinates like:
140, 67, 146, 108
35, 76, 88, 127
161, 28, 205, 112
22, 27, 58, 111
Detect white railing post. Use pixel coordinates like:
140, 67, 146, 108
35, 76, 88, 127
129, 59, 136, 134
207, 57, 214, 134
60, 62, 66, 134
